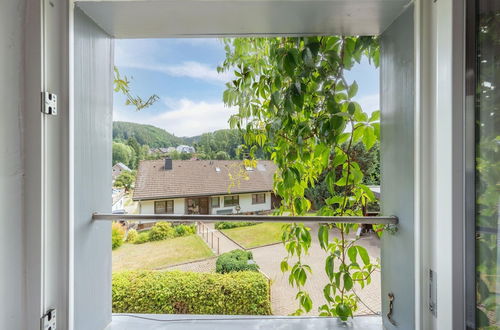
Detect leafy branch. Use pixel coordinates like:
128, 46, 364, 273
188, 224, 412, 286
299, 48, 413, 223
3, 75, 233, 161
114, 67, 159, 111
220, 36, 381, 319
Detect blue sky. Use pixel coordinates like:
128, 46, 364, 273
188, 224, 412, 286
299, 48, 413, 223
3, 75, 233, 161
114, 38, 379, 137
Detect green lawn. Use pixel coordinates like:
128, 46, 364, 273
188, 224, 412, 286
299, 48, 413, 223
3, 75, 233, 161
113, 234, 214, 271
221, 222, 284, 249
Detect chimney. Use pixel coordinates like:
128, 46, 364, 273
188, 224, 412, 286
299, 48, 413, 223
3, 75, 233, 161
164, 157, 172, 170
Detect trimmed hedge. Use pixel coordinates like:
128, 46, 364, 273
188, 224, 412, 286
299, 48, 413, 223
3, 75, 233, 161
112, 270, 271, 315
215, 222, 258, 230
216, 249, 259, 274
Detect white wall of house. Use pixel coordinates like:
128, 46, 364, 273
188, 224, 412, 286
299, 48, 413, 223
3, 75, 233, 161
140, 198, 186, 214
112, 197, 124, 212
138, 192, 272, 215
211, 192, 272, 214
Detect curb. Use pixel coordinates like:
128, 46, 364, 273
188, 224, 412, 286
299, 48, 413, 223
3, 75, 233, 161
155, 256, 218, 271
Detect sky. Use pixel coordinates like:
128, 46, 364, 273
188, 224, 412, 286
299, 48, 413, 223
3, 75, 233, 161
113, 38, 379, 137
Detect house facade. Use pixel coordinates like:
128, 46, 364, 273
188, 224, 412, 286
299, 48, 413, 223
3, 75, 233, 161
133, 159, 277, 216
112, 162, 131, 180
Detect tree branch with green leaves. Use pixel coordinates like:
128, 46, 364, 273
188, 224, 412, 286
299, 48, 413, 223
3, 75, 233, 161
220, 36, 382, 319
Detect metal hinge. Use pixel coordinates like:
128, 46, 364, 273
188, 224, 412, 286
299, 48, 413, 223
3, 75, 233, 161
41, 308, 57, 330
41, 92, 58, 115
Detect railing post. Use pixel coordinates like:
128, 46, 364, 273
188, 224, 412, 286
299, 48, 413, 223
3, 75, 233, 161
217, 236, 220, 255
211, 232, 214, 248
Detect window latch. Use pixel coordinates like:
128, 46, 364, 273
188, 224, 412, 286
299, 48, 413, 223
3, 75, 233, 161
387, 292, 397, 326
41, 308, 56, 330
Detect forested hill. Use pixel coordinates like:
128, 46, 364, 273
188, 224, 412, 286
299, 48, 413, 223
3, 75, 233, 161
113, 121, 266, 161
113, 121, 185, 148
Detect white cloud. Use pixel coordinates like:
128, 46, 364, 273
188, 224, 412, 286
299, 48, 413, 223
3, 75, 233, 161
354, 93, 379, 115
115, 99, 237, 137
157, 61, 232, 83
117, 59, 232, 84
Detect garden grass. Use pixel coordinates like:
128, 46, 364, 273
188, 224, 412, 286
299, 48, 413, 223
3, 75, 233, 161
221, 222, 284, 249
112, 234, 214, 271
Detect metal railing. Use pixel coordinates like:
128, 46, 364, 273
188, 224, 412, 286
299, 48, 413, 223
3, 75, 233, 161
93, 213, 398, 225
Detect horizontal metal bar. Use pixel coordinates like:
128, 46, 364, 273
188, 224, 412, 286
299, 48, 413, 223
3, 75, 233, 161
92, 213, 398, 225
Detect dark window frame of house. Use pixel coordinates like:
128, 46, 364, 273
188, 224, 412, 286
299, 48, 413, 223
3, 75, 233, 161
154, 200, 174, 214
224, 195, 239, 207
211, 196, 220, 208
252, 193, 266, 205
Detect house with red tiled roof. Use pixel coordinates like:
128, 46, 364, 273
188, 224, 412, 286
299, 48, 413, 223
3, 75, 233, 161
133, 158, 279, 216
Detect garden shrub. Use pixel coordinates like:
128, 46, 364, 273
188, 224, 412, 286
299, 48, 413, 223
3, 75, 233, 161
174, 224, 196, 237
134, 231, 150, 244
126, 229, 138, 243
112, 222, 125, 250
216, 249, 259, 274
112, 270, 271, 315
149, 222, 175, 241
215, 222, 258, 230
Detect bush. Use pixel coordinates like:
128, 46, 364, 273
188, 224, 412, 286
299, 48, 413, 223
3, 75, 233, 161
112, 270, 271, 315
174, 224, 196, 237
215, 222, 258, 230
134, 231, 150, 244
112, 222, 125, 250
149, 222, 175, 241
126, 229, 138, 243
216, 249, 259, 274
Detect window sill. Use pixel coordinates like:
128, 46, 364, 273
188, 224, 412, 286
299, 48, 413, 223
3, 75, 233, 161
106, 314, 383, 330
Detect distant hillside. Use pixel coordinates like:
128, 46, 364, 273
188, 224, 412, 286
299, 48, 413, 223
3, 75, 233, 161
113, 121, 184, 148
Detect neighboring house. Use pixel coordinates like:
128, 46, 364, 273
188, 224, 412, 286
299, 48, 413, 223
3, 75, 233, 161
176, 145, 195, 153
112, 188, 126, 212
133, 159, 278, 216
112, 162, 131, 180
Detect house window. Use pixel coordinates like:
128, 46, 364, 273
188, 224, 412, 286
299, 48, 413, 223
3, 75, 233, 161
252, 193, 266, 204
211, 197, 220, 208
224, 195, 239, 207
154, 200, 174, 214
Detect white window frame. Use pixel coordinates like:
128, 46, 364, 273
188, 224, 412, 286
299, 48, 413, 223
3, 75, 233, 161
21, 0, 469, 329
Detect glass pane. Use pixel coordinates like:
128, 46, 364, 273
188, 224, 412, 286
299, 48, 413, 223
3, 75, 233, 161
475, 2, 500, 328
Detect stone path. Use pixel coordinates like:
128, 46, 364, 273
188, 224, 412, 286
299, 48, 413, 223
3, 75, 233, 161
164, 222, 381, 316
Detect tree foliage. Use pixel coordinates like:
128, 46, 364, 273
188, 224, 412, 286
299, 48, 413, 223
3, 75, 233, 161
114, 170, 136, 192
474, 8, 500, 328
112, 142, 134, 168
113, 121, 185, 148
220, 36, 381, 318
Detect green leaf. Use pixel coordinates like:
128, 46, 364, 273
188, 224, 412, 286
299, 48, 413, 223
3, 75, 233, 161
362, 125, 377, 150
281, 260, 289, 272
318, 225, 329, 250
325, 255, 335, 281
348, 81, 358, 98
336, 303, 351, 321
356, 246, 370, 265
347, 246, 358, 264
344, 273, 353, 291
369, 110, 380, 122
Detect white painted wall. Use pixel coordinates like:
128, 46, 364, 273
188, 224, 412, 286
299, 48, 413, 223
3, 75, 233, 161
139, 193, 271, 215
0, 2, 26, 329
140, 198, 186, 214
211, 193, 272, 214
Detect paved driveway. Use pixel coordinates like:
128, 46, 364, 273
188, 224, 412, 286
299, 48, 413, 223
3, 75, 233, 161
250, 223, 381, 316
166, 223, 381, 316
